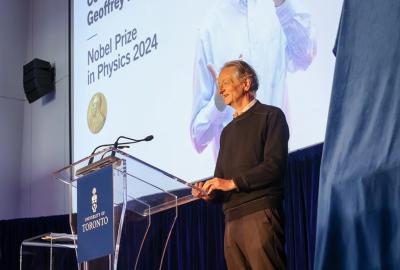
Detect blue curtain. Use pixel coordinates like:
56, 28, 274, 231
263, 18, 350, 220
315, 0, 400, 269
117, 200, 226, 270
1, 144, 323, 270
284, 144, 322, 270
0, 215, 72, 270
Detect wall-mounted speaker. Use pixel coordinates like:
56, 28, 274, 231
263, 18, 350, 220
23, 59, 55, 103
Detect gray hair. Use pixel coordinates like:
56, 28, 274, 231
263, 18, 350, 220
221, 60, 259, 92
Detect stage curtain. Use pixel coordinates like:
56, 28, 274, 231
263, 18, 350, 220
284, 143, 322, 270
0, 215, 71, 270
314, 0, 400, 269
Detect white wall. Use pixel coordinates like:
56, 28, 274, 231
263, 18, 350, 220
0, 0, 28, 219
19, 0, 70, 218
0, 0, 70, 220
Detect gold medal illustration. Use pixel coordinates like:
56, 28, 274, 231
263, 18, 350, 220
87, 92, 107, 134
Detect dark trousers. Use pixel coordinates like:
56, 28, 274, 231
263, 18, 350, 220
224, 208, 286, 270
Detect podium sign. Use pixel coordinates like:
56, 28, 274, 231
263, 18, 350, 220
77, 165, 114, 262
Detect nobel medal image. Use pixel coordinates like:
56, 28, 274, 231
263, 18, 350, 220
87, 92, 107, 134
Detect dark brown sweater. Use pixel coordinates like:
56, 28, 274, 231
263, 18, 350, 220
214, 101, 289, 220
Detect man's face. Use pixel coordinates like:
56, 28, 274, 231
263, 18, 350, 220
217, 67, 247, 107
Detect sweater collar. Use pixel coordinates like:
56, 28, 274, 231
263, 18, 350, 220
233, 99, 258, 118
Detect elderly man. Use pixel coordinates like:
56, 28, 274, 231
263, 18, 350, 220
193, 60, 289, 270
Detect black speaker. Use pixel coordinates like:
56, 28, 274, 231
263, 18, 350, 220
23, 58, 55, 103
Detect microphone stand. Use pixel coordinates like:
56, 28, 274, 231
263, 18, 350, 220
111, 135, 153, 157
78, 135, 154, 176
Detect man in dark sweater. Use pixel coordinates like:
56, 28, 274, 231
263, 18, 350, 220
193, 60, 289, 270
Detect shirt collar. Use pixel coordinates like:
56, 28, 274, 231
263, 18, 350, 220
233, 99, 257, 118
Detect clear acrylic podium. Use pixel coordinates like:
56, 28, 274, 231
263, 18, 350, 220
50, 147, 204, 270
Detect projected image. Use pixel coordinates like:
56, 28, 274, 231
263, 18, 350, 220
190, 0, 316, 158
87, 92, 107, 134
73, 0, 342, 181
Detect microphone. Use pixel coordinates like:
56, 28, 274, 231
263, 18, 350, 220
88, 143, 130, 165
113, 135, 153, 146
111, 135, 154, 157
143, 135, 154, 141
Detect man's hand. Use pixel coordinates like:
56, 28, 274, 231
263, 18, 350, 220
192, 182, 212, 201
202, 177, 237, 194
207, 64, 226, 112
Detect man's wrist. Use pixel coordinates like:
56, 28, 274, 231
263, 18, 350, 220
229, 179, 239, 192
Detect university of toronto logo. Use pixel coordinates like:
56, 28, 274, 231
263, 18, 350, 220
91, 187, 98, 213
